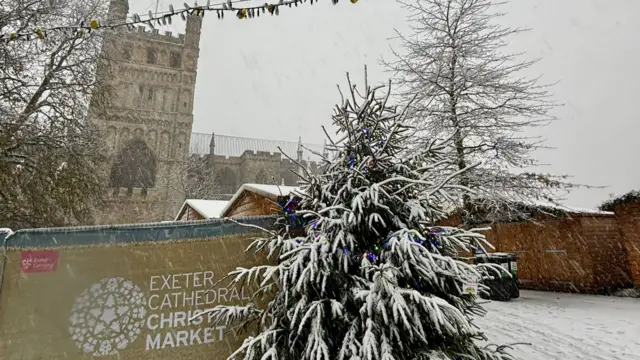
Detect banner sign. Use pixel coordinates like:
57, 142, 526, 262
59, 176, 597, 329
0, 235, 267, 359
20, 250, 59, 273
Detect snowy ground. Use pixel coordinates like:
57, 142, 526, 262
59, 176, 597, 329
477, 290, 640, 360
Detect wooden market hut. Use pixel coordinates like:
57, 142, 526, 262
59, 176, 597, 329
174, 199, 229, 221
220, 183, 301, 218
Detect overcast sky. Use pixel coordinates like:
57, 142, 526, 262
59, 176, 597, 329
130, 0, 639, 209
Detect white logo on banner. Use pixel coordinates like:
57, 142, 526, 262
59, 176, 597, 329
68, 272, 247, 355
68, 277, 147, 356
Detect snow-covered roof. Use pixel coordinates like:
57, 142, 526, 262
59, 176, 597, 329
524, 200, 613, 215
174, 199, 229, 221
220, 183, 302, 217
447, 198, 613, 217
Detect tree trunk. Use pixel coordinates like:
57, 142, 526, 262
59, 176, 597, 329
448, 51, 472, 225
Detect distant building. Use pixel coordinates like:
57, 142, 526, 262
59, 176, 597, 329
89, 0, 202, 224
89, 0, 325, 225
190, 133, 325, 199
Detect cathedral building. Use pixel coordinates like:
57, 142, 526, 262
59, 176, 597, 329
90, 0, 322, 225
190, 133, 325, 199
89, 0, 202, 224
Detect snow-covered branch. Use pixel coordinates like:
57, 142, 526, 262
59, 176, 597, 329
207, 68, 515, 360
0, 0, 110, 228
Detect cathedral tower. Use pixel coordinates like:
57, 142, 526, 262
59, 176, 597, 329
90, 0, 203, 224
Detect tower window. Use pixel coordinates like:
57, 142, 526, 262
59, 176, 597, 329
146, 47, 157, 64
170, 51, 182, 68
122, 44, 133, 61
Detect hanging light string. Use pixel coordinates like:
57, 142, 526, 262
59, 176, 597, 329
1, 0, 359, 43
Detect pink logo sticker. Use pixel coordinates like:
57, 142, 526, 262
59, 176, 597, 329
20, 250, 59, 273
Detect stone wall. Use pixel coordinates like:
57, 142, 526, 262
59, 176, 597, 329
208, 151, 320, 197
96, 197, 177, 225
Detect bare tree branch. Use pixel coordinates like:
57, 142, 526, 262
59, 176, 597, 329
382, 0, 592, 223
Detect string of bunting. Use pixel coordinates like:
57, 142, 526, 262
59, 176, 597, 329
1, 0, 359, 43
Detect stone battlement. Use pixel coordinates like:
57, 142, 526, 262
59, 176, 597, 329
241, 150, 284, 161
129, 26, 187, 45
108, 187, 155, 199
282, 157, 322, 170
207, 151, 322, 169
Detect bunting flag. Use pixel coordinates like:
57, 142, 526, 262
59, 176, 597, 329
1, 0, 359, 43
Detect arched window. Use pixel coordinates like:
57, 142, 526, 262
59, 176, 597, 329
159, 132, 171, 158
216, 167, 237, 195
109, 139, 157, 192
163, 88, 175, 112
119, 128, 131, 147
255, 168, 268, 184
180, 90, 192, 113
280, 167, 297, 186
105, 126, 117, 152
176, 133, 187, 157
147, 130, 157, 149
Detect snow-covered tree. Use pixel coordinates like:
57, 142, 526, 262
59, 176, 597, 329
384, 0, 578, 222
205, 71, 514, 360
0, 0, 111, 228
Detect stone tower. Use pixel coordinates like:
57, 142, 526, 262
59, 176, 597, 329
90, 0, 203, 224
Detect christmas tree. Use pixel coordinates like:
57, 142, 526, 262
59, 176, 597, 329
207, 70, 515, 360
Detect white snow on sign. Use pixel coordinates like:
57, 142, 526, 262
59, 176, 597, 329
478, 291, 640, 360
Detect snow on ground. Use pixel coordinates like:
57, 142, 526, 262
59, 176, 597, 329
477, 290, 640, 360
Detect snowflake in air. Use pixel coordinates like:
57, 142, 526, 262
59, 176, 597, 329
68, 277, 147, 356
